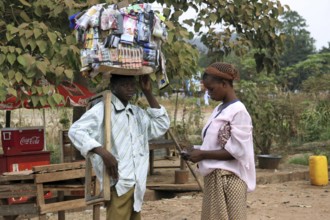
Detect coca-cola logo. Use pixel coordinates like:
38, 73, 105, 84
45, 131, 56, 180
20, 136, 41, 145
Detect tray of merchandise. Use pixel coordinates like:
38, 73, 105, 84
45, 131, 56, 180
70, 1, 169, 88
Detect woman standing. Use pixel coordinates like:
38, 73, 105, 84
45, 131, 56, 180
185, 62, 256, 220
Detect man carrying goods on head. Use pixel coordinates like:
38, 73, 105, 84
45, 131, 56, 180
69, 74, 170, 220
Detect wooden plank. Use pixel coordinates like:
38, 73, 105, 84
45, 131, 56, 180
43, 185, 84, 191
149, 140, 175, 150
0, 184, 36, 198
0, 183, 35, 192
85, 91, 111, 205
32, 161, 85, 173
58, 191, 65, 220
35, 169, 85, 183
147, 183, 201, 191
2, 170, 33, 176
86, 197, 106, 205
85, 154, 93, 201
0, 203, 38, 215
152, 165, 181, 169
36, 183, 45, 206
39, 198, 87, 214
102, 91, 111, 200
0, 174, 34, 183
93, 204, 101, 220
0, 191, 36, 198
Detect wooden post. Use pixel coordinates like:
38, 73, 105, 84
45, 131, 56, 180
36, 183, 47, 220
85, 91, 112, 204
57, 191, 65, 220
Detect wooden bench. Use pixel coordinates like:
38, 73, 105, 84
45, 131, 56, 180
0, 162, 100, 220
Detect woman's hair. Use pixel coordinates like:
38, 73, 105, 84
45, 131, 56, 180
202, 62, 239, 86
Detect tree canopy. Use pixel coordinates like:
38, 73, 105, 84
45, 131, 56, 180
278, 10, 315, 69
0, 0, 288, 107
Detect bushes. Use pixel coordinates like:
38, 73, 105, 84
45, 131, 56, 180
299, 100, 330, 142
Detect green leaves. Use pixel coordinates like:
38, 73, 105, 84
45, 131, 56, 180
17, 55, 27, 66
47, 32, 58, 45
36, 40, 47, 53
7, 88, 17, 97
64, 69, 74, 79
19, 0, 32, 7
0, 54, 6, 65
36, 61, 48, 75
172, 11, 183, 20
52, 93, 64, 104
15, 72, 23, 82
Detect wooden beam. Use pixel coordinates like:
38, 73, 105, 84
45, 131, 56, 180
0, 203, 38, 215
102, 91, 111, 200
32, 161, 85, 173
39, 198, 87, 214
43, 185, 84, 191
149, 139, 175, 150
93, 204, 101, 220
85, 90, 111, 205
0, 174, 33, 183
152, 165, 181, 169
34, 169, 85, 183
147, 183, 202, 191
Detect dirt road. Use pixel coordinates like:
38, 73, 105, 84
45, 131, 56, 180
142, 180, 330, 220
25, 159, 329, 220
31, 180, 329, 220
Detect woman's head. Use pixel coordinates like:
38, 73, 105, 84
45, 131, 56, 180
202, 62, 239, 102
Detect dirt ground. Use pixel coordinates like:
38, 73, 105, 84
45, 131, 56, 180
21, 158, 329, 220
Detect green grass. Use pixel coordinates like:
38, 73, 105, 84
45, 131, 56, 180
288, 154, 309, 166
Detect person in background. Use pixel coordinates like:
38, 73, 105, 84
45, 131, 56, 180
69, 74, 170, 220
183, 62, 256, 220
204, 90, 210, 106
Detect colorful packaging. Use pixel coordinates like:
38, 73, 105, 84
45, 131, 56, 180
71, 2, 168, 78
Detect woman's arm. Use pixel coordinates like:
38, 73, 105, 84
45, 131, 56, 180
186, 148, 234, 163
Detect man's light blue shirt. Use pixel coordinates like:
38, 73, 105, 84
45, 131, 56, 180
69, 94, 170, 211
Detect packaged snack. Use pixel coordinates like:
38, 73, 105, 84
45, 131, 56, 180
157, 51, 169, 89
120, 15, 137, 44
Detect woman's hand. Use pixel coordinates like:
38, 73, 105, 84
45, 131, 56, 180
186, 149, 204, 163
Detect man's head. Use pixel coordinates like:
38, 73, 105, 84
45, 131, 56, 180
110, 75, 137, 105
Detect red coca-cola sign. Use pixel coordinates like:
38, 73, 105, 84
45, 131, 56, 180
1, 127, 44, 155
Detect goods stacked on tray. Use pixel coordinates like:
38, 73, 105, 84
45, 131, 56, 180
70, 2, 169, 89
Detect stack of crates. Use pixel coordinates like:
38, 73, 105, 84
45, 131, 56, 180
0, 126, 51, 204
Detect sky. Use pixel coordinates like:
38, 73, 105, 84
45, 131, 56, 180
278, 0, 330, 50
153, 1, 330, 50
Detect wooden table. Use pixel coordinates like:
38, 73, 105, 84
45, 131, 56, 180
0, 162, 101, 220
149, 139, 185, 175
